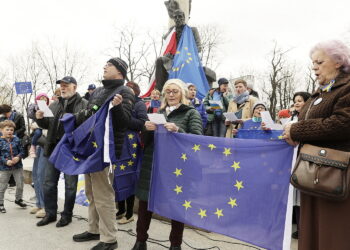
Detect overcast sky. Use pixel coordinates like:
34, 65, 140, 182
1, 0, 349, 92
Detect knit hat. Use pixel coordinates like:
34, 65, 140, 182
252, 102, 267, 112
35, 93, 49, 105
107, 57, 128, 79
218, 77, 229, 86
278, 109, 291, 118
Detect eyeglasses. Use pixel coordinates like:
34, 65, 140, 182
165, 89, 180, 95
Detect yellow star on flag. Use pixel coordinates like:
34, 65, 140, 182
192, 144, 200, 152
198, 209, 207, 219
234, 180, 244, 191
228, 198, 238, 208
208, 144, 216, 151
128, 160, 134, 166
278, 135, 283, 139
132, 153, 137, 158
189, 57, 193, 61
223, 148, 232, 157
132, 143, 137, 148
92, 141, 98, 148
174, 185, 183, 195
176, 51, 180, 54
231, 161, 240, 172
214, 208, 224, 219
73, 156, 80, 161
182, 200, 192, 210
185, 47, 188, 50
173, 168, 183, 177
119, 164, 126, 170
181, 153, 187, 161
187, 52, 191, 56
112, 164, 117, 170
128, 134, 134, 139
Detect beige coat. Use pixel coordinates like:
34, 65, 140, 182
225, 96, 258, 138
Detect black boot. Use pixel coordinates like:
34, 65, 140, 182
169, 247, 181, 250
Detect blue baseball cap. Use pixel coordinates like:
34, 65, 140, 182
56, 76, 77, 85
88, 84, 96, 90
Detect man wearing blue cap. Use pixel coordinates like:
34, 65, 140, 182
84, 84, 97, 101
35, 76, 88, 228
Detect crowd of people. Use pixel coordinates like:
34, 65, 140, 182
0, 39, 350, 250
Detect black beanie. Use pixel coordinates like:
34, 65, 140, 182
107, 57, 128, 79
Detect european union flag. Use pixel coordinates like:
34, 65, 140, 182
14, 82, 32, 94
113, 131, 142, 201
50, 99, 117, 175
236, 129, 284, 140
149, 127, 294, 250
168, 25, 209, 99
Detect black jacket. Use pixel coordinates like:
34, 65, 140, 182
129, 97, 148, 131
36, 93, 88, 157
75, 79, 134, 158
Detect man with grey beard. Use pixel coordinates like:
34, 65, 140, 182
35, 76, 88, 228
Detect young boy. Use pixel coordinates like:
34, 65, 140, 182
0, 120, 27, 213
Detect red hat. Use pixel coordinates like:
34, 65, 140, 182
278, 109, 291, 118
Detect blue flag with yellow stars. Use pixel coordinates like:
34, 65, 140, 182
149, 127, 294, 250
113, 130, 142, 201
236, 129, 284, 140
168, 25, 209, 99
50, 98, 117, 175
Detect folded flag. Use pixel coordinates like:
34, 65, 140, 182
113, 130, 142, 201
149, 127, 294, 250
49, 99, 116, 175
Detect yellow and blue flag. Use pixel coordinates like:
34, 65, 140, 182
168, 25, 209, 99
149, 127, 294, 250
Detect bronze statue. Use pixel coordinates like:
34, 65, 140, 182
155, 9, 201, 92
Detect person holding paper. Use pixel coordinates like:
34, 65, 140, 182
225, 79, 258, 138
133, 78, 202, 250
35, 76, 88, 228
203, 78, 229, 137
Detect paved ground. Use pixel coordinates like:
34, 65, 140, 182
0, 158, 298, 250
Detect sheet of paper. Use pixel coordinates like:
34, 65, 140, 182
261, 111, 283, 130
147, 113, 167, 124
223, 112, 238, 122
280, 118, 290, 126
37, 100, 54, 117
209, 100, 223, 109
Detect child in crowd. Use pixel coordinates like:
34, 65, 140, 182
147, 89, 161, 113
0, 120, 26, 213
27, 93, 49, 158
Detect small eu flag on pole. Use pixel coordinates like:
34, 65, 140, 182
14, 82, 32, 95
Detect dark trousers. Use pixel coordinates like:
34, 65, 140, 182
43, 161, 78, 218
293, 205, 300, 231
136, 200, 184, 247
117, 195, 135, 219
8, 175, 16, 186
155, 58, 168, 93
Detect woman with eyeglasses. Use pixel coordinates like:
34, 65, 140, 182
132, 79, 202, 250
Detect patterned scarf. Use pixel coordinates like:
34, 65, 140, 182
233, 90, 250, 104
